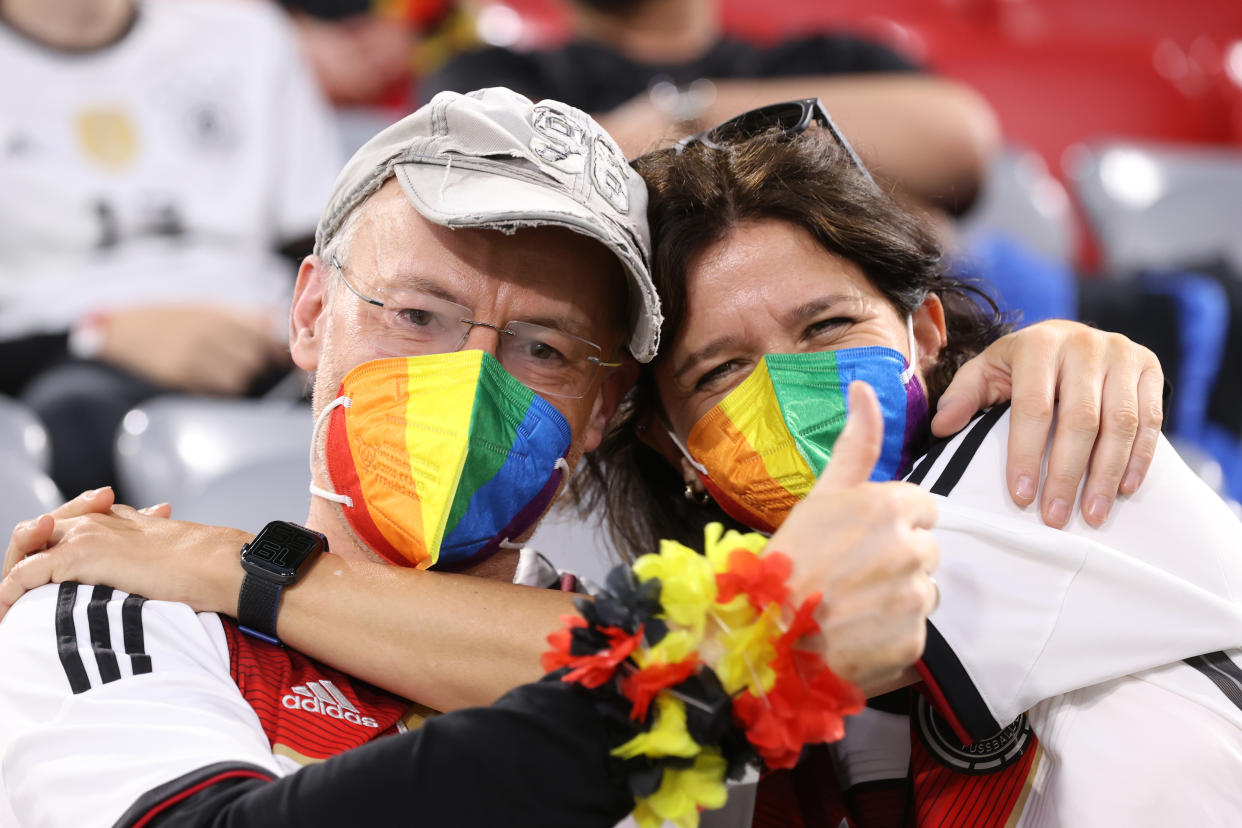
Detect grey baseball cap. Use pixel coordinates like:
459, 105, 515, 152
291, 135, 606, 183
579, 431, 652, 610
315, 87, 662, 362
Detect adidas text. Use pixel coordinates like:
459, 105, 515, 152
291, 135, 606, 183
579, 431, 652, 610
282, 694, 379, 728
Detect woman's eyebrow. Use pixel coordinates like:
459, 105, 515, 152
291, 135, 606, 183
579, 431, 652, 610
673, 335, 745, 383
782, 294, 856, 328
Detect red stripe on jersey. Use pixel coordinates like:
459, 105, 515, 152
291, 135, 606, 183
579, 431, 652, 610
754, 746, 853, 828
130, 769, 272, 828
915, 659, 974, 746
753, 770, 811, 828
846, 780, 907, 828
221, 619, 413, 760
772, 689, 1041, 828
910, 723, 1039, 827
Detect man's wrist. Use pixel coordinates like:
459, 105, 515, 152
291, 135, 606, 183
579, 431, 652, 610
207, 528, 254, 616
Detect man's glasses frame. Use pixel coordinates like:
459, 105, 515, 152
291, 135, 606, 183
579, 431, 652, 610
329, 256, 622, 399
673, 98, 877, 188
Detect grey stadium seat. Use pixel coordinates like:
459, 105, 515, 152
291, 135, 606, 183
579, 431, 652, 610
0, 395, 51, 471
958, 145, 1077, 266
115, 397, 313, 530
1067, 141, 1242, 274
0, 397, 62, 537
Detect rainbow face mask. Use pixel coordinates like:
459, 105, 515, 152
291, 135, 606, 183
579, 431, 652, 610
673, 325, 929, 534
310, 351, 572, 570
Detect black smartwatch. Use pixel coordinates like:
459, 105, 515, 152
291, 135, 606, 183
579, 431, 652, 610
237, 520, 327, 645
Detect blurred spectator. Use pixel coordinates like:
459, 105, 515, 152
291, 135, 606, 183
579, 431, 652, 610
423, 0, 999, 214
0, 0, 342, 497
281, 0, 475, 108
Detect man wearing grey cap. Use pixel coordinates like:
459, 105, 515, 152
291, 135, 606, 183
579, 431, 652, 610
0, 87, 945, 828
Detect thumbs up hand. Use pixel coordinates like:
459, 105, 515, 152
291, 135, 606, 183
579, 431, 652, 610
771, 381, 940, 697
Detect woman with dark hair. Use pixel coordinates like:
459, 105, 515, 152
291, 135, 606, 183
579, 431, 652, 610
578, 101, 1010, 558
574, 101, 1242, 827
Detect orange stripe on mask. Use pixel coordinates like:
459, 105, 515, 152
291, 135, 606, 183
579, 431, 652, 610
334, 362, 431, 567
691, 413, 803, 534
688, 361, 816, 532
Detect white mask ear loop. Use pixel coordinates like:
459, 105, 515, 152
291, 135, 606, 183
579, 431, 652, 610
900, 314, 918, 384
308, 396, 354, 507
665, 426, 708, 476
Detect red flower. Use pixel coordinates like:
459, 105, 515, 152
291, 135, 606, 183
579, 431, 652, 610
541, 614, 587, 673
733, 687, 801, 770
771, 593, 822, 673
620, 658, 699, 721
542, 616, 644, 689
733, 653, 864, 769
715, 549, 793, 612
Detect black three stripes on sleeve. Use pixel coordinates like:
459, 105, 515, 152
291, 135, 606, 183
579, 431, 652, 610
904, 404, 1011, 495
904, 405, 1012, 744
55, 582, 153, 695
1185, 651, 1242, 714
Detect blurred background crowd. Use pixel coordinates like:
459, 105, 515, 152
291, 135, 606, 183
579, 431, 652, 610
1, 0, 1240, 576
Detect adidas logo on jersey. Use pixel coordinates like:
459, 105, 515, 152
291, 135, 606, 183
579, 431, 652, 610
282, 680, 379, 728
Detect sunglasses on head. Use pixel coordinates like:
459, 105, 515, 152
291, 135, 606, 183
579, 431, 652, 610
673, 98, 876, 186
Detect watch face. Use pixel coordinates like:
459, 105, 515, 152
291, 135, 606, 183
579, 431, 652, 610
243, 521, 324, 580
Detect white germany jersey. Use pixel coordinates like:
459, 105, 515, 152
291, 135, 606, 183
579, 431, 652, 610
0, 550, 562, 827
826, 405, 1242, 827
0, 586, 286, 828
0, 0, 342, 339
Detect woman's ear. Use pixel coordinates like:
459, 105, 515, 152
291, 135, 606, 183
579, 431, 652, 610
289, 255, 331, 372
913, 293, 948, 376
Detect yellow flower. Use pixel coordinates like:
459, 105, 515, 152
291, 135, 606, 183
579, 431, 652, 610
633, 750, 730, 828
634, 540, 718, 634
711, 592, 757, 633
630, 800, 665, 828
715, 603, 781, 694
635, 628, 699, 669
702, 522, 767, 573
611, 694, 699, 760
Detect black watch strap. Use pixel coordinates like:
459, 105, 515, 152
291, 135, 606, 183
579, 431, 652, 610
238, 574, 284, 645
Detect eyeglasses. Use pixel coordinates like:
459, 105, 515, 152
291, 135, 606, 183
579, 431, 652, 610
674, 98, 877, 187
331, 258, 621, 399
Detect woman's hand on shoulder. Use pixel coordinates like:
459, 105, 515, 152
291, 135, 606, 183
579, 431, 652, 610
0, 488, 249, 621
932, 320, 1163, 528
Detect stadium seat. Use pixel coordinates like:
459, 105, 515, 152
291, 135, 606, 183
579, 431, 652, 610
115, 398, 313, 530
1067, 141, 1242, 274
0, 396, 61, 536
994, 0, 1242, 49
1066, 140, 1242, 499
959, 145, 1076, 265
954, 232, 1077, 327
0, 395, 51, 472
0, 451, 62, 540
175, 455, 313, 531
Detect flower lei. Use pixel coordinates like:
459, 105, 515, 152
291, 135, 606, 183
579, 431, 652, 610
542, 523, 864, 828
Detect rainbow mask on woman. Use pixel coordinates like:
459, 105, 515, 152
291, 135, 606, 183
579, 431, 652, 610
311, 351, 572, 569
674, 321, 929, 534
